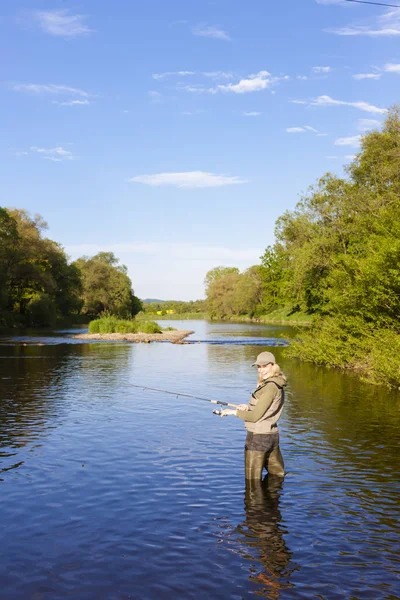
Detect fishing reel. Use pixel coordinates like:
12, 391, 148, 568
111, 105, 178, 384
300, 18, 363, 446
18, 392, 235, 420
212, 409, 223, 416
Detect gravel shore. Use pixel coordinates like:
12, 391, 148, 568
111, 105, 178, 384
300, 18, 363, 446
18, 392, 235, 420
73, 330, 194, 343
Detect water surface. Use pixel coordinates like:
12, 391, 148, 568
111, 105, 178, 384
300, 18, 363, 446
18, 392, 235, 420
1, 320, 399, 599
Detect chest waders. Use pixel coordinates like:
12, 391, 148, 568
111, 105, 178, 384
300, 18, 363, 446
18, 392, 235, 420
245, 381, 285, 480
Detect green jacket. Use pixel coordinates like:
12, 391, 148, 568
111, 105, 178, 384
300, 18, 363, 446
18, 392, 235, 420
236, 374, 286, 434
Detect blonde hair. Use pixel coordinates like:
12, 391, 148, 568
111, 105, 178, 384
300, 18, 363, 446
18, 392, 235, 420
258, 363, 283, 385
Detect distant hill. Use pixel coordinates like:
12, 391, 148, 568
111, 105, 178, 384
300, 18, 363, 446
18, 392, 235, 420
142, 298, 167, 304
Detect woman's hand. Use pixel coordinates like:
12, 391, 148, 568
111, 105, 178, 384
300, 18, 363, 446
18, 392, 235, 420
237, 404, 249, 411
220, 409, 237, 417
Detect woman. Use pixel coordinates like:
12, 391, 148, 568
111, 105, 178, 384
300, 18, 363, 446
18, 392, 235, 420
221, 351, 286, 480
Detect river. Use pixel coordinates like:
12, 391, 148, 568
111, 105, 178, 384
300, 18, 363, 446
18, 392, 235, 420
0, 320, 399, 599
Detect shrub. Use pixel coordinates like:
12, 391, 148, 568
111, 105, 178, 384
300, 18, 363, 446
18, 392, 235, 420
27, 293, 57, 327
138, 321, 162, 334
88, 316, 162, 334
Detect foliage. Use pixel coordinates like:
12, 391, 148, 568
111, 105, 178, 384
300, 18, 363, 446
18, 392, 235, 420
88, 316, 162, 334
142, 299, 206, 315
204, 265, 263, 318
0, 208, 82, 327
73, 252, 142, 318
203, 108, 400, 386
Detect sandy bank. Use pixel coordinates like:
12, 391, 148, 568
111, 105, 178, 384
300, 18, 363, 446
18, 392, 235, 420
73, 330, 194, 343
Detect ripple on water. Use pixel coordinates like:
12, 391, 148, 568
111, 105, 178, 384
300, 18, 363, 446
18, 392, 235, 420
0, 321, 399, 599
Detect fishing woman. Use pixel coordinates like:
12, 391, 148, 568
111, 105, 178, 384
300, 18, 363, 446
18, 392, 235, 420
221, 351, 286, 480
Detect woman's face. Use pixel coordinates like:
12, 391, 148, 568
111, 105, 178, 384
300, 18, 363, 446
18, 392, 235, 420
257, 363, 273, 379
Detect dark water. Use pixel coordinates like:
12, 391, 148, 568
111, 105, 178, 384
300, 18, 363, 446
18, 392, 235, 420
1, 320, 399, 600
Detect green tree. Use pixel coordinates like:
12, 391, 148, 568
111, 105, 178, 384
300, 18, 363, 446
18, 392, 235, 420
74, 252, 141, 317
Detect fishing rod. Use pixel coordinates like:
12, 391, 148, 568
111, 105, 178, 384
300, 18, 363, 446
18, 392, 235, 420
130, 383, 238, 415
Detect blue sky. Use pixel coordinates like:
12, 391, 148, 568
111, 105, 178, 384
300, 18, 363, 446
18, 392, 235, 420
2, 0, 400, 300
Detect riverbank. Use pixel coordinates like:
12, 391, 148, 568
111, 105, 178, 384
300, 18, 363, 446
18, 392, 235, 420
139, 307, 312, 326
73, 329, 194, 343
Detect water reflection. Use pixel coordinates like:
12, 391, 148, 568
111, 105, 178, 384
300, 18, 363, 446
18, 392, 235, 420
235, 476, 296, 599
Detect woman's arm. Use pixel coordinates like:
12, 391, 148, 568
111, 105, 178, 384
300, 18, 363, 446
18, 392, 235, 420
236, 385, 276, 423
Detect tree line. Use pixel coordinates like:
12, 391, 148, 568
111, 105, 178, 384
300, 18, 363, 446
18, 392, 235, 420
204, 108, 400, 387
0, 208, 142, 328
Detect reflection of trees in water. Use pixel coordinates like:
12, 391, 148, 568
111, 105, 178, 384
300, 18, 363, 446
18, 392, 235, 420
0, 343, 131, 474
206, 345, 287, 378
282, 357, 400, 476
219, 477, 297, 599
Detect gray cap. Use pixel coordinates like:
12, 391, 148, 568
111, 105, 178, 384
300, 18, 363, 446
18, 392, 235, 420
252, 351, 276, 366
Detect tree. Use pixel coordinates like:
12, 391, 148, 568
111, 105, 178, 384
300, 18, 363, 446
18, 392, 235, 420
74, 252, 141, 317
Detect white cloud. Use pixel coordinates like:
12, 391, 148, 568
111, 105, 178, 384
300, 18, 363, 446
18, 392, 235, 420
328, 8, 400, 37
12, 83, 90, 97
148, 90, 162, 103
294, 95, 387, 114
357, 118, 381, 132
383, 63, 400, 73
30, 146, 74, 161
345, 155, 356, 160
180, 70, 286, 95
152, 70, 233, 81
217, 71, 285, 94
192, 24, 231, 41
312, 66, 332, 73
353, 73, 381, 80
286, 125, 322, 134
243, 111, 262, 116
152, 71, 195, 80
334, 135, 361, 147
203, 71, 234, 79
53, 99, 90, 106
286, 127, 308, 133
297, 75, 309, 80
33, 9, 92, 37
129, 171, 248, 188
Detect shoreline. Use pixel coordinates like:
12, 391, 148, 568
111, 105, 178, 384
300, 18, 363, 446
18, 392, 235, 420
73, 329, 194, 343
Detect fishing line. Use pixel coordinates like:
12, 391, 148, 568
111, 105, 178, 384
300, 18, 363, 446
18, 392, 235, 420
130, 383, 238, 413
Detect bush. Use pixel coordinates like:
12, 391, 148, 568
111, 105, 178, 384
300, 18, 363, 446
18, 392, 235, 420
138, 321, 162, 334
88, 316, 162, 334
27, 293, 57, 327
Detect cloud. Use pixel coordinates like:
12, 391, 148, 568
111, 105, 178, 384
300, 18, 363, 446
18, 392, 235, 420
12, 83, 90, 97
203, 71, 234, 79
312, 66, 332, 73
286, 127, 308, 133
334, 135, 361, 147
294, 95, 387, 114
152, 71, 195, 80
296, 75, 309, 81
286, 125, 322, 134
179, 70, 286, 95
53, 99, 90, 106
243, 111, 262, 116
33, 9, 92, 37
129, 171, 248, 188
148, 90, 162, 103
192, 24, 231, 41
217, 71, 287, 94
30, 146, 74, 161
353, 73, 381, 80
383, 63, 400, 73
357, 118, 381, 131
328, 8, 400, 37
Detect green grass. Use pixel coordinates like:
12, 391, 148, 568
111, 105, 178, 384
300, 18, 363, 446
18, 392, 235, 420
88, 316, 162, 334
137, 312, 205, 320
